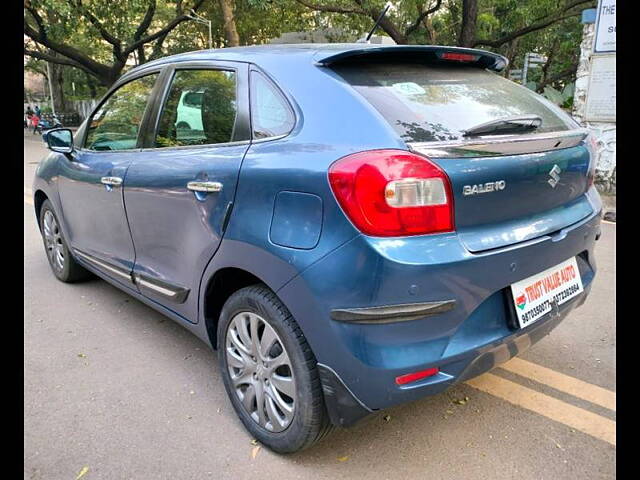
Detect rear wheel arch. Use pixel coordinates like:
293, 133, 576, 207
203, 267, 270, 350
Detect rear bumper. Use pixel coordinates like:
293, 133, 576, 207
317, 287, 590, 427
276, 194, 602, 426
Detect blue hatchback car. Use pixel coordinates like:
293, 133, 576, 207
34, 44, 602, 453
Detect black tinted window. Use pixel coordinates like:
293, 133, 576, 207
334, 64, 572, 143
155, 69, 237, 147
85, 74, 158, 151
250, 71, 294, 139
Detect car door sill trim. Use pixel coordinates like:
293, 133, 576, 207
132, 273, 190, 304
73, 249, 134, 283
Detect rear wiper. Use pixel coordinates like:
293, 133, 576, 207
462, 115, 542, 137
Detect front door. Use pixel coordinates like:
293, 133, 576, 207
57, 72, 161, 287
123, 63, 250, 321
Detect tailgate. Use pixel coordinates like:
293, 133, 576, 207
416, 141, 593, 251
331, 59, 595, 252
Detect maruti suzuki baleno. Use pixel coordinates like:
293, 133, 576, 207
33, 44, 602, 453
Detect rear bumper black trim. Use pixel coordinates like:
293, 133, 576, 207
330, 300, 456, 324
317, 364, 372, 427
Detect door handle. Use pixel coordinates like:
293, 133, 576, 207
101, 176, 123, 187
187, 181, 223, 193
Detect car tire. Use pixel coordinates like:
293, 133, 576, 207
39, 199, 92, 283
218, 284, 334, 453
176, 121, 190, 129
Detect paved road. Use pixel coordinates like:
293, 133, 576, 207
24, 131, 615, 479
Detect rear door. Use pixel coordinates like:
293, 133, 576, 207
122, 61, 250, 321
333, 62, 594, 252
57, 72, 160, 286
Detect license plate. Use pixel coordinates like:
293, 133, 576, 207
510, 257, 583, 329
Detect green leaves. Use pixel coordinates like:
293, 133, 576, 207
25, 0, 587, 98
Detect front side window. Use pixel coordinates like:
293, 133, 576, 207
84, 74, 158, 151
250, 71, 295, 139
155, 69, 237, 147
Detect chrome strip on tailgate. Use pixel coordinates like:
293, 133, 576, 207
409, 129, 589, 158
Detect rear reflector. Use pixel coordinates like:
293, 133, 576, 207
328, 150, 454, 237
439, 52, 479, 62
395, 367, 439, 385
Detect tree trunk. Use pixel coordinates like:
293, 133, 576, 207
137, 45, 147, 65
504, 38, 520, 78
219, 0, 240, 47
424, 16, 437, 44
48, 61, 68, 113
377, 16, 407, 44
85, 72, 97, 99
459, 0, 478, 47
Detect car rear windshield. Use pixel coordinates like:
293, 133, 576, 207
333, 63, 573, 143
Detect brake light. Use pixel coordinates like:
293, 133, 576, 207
328, 150, 454, 237
585, 133, 598, 189
440, 52, 479, 62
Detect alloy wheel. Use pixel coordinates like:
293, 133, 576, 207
43, 210, 65, 272
225, 312, 296, 433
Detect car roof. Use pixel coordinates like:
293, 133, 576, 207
123, 43, 507, 80
134, 44, 386, 69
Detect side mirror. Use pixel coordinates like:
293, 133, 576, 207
45, 128, 74, 154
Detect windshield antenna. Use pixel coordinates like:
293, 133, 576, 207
364, 2, 392, 43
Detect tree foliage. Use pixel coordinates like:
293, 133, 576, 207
24, 0, 596, 102
24, 0, 207, 86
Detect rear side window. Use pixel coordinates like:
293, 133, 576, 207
250, 71, 295, 139
155, 69, 237, 147
333, 64, 572, 143
85, 73, 158, 151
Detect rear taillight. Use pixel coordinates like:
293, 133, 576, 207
328, 150, 454, 237
585, 133, 598, 189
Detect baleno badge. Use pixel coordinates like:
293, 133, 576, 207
463, 180, 506, 196
548, 164, 561, 188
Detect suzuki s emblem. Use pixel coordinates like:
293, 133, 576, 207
548, 164, 562, 188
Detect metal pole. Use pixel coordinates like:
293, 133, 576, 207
366, 2, 392, 42
208, 20, 212, 49
46, 62, 56, 115
522, 53, 529, 86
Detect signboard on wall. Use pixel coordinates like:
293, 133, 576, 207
585, 55, 616, 122
594, 0, 616, 52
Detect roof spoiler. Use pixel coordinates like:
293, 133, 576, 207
315, 45, 508, 72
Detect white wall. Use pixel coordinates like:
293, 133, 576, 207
572, 22, 616, 194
